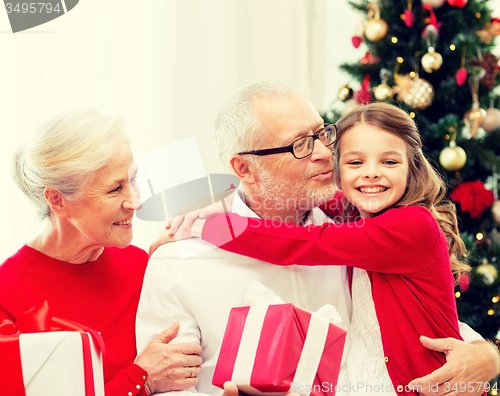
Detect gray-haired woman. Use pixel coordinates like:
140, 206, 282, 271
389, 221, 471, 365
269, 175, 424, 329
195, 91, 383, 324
0, 109, 202, 395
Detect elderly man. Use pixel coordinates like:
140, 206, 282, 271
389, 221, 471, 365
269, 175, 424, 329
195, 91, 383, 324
136, 82, 499, 396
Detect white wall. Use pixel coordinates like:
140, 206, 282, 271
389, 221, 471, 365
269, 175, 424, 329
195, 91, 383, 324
0, 0, 331, 258
1, 0, 499, 259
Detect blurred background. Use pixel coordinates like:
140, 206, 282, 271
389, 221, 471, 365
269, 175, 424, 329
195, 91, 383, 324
1, 0, 500, 367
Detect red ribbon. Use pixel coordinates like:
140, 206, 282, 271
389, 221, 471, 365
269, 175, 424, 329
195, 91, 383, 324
0, 301, 105, 396
421, 4, 442, 35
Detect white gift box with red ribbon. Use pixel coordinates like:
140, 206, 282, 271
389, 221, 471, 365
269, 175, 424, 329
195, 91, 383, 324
19, 331, 105, 396
0, 301, 105, 396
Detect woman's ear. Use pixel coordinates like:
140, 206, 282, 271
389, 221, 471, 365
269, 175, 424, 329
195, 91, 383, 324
44, 188, 69, 218
230, 155, 256, 185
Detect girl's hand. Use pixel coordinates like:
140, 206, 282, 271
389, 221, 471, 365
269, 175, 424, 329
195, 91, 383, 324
166, 191, 234, 237
148, 190, 234, 257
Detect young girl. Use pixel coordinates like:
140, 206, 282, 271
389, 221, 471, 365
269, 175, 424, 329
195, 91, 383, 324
172, 102, 471, 395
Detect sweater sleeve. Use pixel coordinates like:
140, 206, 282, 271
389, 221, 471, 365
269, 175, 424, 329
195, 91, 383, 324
104, 363, 149, 396
201, 205, 441, 276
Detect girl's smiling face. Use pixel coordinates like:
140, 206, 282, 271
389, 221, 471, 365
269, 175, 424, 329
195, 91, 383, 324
339, 123, 409, 218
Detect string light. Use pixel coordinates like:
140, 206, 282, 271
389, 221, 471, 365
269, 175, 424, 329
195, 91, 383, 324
450, 44, 456, 51
455, 291, 461, 298
409, 71, 416, 78
410, 112, 415, 119
391, 37, 398, 43
476, 233, 484, 240
493, 296, 500, 303
476, 12, 481, 18
488, 309, 494, 315
492, 389, 498, 396
397, 57, 404, 63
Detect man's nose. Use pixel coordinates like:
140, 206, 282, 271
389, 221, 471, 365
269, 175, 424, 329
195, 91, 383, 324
310, 139, 333, 161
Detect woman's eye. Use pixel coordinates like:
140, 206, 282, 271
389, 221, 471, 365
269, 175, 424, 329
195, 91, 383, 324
109, 186, 121, 193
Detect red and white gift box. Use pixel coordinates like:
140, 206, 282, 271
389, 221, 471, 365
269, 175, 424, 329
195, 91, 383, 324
212, 302, 347, 396
0, 301, 105, 396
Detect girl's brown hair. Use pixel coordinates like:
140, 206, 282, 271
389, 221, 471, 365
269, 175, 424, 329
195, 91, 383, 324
333, 102, 469, 281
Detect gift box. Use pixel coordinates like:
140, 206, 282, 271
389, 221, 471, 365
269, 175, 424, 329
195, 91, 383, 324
212, 302, 347, 396
0, 301, 105, 396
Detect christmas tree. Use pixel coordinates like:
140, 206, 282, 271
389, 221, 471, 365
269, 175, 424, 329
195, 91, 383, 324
324, 0, 500, 374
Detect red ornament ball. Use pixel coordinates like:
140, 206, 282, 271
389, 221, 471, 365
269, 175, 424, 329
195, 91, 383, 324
459, 273, 470, 292
448, 0, 467, 7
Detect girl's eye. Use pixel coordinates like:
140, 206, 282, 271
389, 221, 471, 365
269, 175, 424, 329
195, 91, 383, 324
384, 160, 398, 165
349, 161, 362, 165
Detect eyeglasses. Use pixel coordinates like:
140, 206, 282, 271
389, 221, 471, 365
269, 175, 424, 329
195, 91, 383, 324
238, 124, 337, 160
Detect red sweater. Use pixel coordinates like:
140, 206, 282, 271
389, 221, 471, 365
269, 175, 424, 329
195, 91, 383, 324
201, 200, 462, 395
0, 245, 149, 396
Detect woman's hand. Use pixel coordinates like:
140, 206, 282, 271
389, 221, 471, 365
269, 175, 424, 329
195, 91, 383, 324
135, 322, 203, 395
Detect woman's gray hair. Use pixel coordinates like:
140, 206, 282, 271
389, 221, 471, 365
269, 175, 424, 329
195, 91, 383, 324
12, 109, 129, 219
214, 81, 296, 173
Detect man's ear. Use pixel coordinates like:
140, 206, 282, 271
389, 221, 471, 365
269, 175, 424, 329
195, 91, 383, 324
230, 155, 256, 185
44, 188, 70, 218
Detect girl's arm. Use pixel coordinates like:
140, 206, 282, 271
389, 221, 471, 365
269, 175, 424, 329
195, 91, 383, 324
201, 205, 442, 276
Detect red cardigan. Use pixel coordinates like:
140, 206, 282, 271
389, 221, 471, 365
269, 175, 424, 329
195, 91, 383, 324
0, 245, 149, 396
201, 198, 462, 395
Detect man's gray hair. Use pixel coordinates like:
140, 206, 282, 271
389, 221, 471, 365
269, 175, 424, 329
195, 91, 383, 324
214, 81, 296, 173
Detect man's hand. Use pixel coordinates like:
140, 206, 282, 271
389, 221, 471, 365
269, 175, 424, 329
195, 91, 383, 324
408, 336, 500, 396
221, 381, 300, 396
135, 322, 203, 395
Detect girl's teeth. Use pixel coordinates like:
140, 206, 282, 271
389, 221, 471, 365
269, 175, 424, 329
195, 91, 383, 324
359, 186, 387, 193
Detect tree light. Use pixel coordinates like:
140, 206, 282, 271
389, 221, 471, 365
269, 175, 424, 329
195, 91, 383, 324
450, 44, 456, 51
488, 309, 494, 315
455, 291, 461, 298
476, 233, 484, 240
397, 57, 404, 63
493, 296, 500, 303
391, 37, 398, 43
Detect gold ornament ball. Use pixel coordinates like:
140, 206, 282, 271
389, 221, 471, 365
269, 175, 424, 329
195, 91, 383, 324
481, 108, 500, 133
365, 18, 389, 42
374, 84, 394, 101
464, 107, 486, 138
439, 141, 467, 171
421, 51, 443, 73
492, 200, 500, 226
338, 85, 354, 102
477, 259, 498, 286
403, 77, 434, 110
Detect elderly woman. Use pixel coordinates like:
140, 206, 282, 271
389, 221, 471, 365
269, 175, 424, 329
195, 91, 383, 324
0, 109, 202, 396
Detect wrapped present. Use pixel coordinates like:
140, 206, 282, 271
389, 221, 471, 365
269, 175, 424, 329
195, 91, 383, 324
0, 301, 105, 396
212, 283, 347, 396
